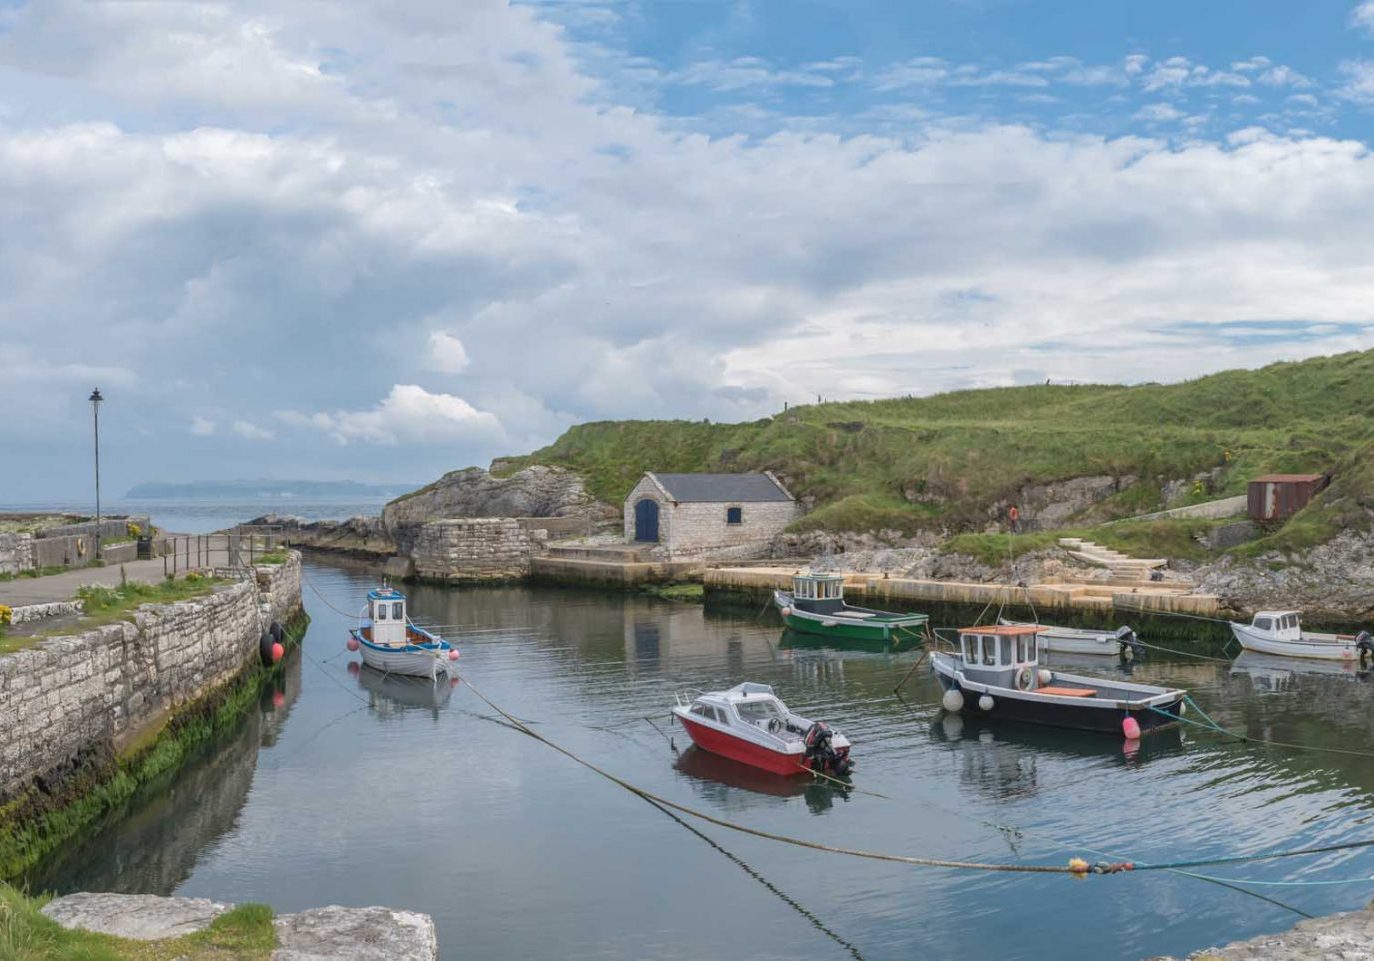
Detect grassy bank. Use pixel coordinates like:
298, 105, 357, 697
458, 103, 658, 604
0, 612, 308, 882
0, 883, 274, 960
490, 349, 1374, 547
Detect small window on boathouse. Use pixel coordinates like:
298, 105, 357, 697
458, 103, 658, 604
999, 637, 1012, 664
726, 506, 743, 525
1255, 616, 1272, 631
375, 604, 387, 621
982, 636, 997, 666
392, 601, 403, 620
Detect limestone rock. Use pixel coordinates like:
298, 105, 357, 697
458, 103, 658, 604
1150, 903, 1374, 960
246, 514, 394, 557
41, 892, 231, 940
381, 465, 614, 551
273, 905, 438, 961
1195, 529, 1374, 622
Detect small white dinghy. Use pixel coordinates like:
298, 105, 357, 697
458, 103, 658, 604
347, 586, 459, 678
1229, 610, 1372, 662
999, 618, 1143, 657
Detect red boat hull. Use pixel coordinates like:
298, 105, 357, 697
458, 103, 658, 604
678, 715, 810, 777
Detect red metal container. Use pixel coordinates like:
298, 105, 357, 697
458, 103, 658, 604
1247, 474, 1327, 522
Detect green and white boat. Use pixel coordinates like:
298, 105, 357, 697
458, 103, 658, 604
774, 572, 929, 644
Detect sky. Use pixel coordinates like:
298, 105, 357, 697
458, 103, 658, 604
5, 1, 1374, 500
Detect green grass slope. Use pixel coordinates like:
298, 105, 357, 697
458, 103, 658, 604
494, 349, 1374, 544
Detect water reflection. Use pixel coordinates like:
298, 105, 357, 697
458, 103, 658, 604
26, 561, 1374, 961
353, 664, 455, 717
27, 650, 303, 894
674, 745, 848, 813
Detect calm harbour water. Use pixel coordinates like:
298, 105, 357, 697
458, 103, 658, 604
24, 555, 1374, 960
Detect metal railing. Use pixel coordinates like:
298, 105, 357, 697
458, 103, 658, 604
160, 530, 284, 576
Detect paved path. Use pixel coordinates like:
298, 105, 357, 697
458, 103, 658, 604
0, 537, 248, 607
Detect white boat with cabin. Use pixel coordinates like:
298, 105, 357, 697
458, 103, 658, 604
1229, 610, 1372, 662
347, 586, 459, 677
998, 618, 1142, 657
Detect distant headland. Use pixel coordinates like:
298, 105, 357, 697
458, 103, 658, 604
124, 479, 416, 500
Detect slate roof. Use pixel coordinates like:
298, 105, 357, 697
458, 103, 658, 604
648, 472, 793, 503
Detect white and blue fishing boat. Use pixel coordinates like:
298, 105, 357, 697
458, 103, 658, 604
931, 624, 1185, 737
348, 586, 458, 678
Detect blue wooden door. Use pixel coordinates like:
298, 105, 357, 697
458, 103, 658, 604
634, 498, 659, 542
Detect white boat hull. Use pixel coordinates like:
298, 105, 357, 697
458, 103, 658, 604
358, 643, 450, 677
1000, 619, 1126, 656
1229, 623, 1359, 661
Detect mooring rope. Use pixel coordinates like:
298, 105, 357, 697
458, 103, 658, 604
1133, 638, 1233, 662
1150, 696, 1374, 761
456, 672, 1093, 874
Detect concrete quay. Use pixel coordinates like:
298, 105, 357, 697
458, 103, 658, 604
1148, 901, 1374, 960
704, 565, 1221, 616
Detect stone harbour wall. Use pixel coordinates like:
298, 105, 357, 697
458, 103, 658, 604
410, 518, 548, 582
0, 532, 34, 576
0, 552, 303, 803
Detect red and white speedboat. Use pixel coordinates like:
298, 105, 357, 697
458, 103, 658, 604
671, 682, 853, 777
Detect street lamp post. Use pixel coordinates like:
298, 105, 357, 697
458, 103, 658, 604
90, 387, 103, 560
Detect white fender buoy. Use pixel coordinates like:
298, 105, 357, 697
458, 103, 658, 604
780, 607, 792, 617
1037, 669, 1053, 686
941, 689, 965, 712
978, 694, 995, 712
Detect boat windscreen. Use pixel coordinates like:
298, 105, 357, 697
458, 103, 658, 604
736, 699, 783, 722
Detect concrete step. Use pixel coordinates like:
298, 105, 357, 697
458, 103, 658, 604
544, 544, 657, 562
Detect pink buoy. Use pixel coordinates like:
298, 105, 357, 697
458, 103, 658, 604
271, 641, 284, 663
448, 649, 460, 661
1122, 716, 1141, 740
347, 637, 360, 652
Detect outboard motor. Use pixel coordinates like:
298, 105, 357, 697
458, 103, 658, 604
1115, 625, 1145, 659
804, 721, 853, 777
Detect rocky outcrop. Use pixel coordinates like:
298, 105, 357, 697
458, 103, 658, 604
994, 474, 1133, 529
1148, 902, 1374, 960
382, 465, 614, 551
41, 893, 439, 960
247, 514, 395, 556
1195, 529, 1374, 623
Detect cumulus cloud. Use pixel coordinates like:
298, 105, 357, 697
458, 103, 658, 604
0, 0, 1373, 496
425, 331, 470, 373
280, 384, 502, 445
1353, 1, 1374, 35
1133, 103, 1184, 122
231, 420, 275, 441
190, 417, 216, 436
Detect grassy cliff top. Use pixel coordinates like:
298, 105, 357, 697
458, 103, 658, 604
494, 349, 1374, 547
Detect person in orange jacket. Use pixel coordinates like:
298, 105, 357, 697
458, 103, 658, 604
1008, 504, 1020, 534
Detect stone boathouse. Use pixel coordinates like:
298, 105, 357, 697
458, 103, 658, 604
623, 472, 798, 560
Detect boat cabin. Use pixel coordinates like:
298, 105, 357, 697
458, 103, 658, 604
956, 625, 1044, 686
790, 572, 847, 614
368, 587, 409, 646
1247, 611, 1303, 639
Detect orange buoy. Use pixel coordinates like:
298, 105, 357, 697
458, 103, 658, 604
271, 641, 284, 663
448, 649, 460, 661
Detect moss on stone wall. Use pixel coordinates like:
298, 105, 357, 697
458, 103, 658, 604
0, 611, 308, 882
